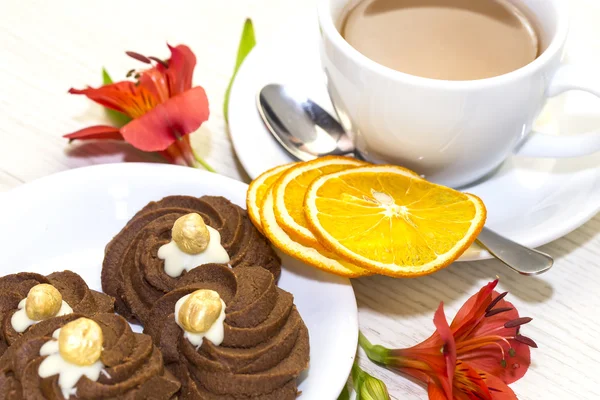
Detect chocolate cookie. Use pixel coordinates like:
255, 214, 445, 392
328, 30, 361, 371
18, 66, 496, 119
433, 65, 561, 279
144, 264, 309, 400
0, 271, 114, 356
0, 313, 180, 399
102, 196, 281, 324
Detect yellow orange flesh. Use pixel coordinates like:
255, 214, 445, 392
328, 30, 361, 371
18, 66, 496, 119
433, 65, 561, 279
304, 165, 486, 277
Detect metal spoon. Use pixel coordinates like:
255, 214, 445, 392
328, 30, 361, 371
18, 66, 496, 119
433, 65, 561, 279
257, 84, 355, 161
257, 83, 553, 276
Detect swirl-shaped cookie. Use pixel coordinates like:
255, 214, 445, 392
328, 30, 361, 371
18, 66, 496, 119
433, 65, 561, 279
0, 271, 114, 356
0, 313, 180, 399
144, 264, 309, 400
102, 196, 281, 324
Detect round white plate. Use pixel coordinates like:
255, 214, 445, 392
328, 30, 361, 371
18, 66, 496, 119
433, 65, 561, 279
228, 7, 600, 261
0, 163, 357, 400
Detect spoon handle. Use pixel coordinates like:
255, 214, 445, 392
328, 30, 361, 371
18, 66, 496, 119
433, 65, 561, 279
475, 227, 553, 276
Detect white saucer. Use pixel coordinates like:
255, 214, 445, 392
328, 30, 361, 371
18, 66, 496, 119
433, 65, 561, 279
0, 163, 358, 400
228, 14, 600, 262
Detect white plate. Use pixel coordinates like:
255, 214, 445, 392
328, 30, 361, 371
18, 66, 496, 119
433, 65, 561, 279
228, 12, 600, 262
0, 163, 357, 400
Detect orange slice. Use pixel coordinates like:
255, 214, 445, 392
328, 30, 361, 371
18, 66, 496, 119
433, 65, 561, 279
260, 188, 371, 278
273, 156, 365, 246
247, 163, 296, 233
304, 165, 486, 277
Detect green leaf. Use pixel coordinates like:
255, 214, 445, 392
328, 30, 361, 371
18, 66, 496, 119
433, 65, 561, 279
359, 331, 390, 364
101, 68, 132, 127
337, 384, 350, 400
223, 18, 256, 123
102, 67, 113, 85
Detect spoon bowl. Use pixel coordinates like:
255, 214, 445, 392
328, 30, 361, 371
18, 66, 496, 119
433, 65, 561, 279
257, 84, 354, 161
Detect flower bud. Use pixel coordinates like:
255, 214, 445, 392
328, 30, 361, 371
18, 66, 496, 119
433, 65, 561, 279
352, 362, 390, 400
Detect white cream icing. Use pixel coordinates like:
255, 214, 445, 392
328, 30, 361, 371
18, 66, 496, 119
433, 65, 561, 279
174, 293, 226, 347
38, 329, 104, 400
158, 226, 230, 278
11, 298, 73, 333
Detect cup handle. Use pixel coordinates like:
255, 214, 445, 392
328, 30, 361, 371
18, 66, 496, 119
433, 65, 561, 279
514, 65, 600, 157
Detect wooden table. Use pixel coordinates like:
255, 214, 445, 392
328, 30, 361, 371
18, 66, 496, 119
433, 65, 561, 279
1, 0, 599, 398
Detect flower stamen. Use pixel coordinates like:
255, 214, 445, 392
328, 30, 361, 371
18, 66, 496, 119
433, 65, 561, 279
515, 335, 538, 348
485, 307, 513, 317
458, 338, 508, 363
485, 291, 508, 313
504, 317, 533, 329
457, 335, 512, 351
126, 51, 151, 64
149, 56, 169, 68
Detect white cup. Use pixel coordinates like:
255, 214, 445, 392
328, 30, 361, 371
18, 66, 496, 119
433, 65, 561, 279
318, 0, 600, 188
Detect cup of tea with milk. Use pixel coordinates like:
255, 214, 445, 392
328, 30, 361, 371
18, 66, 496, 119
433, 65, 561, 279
318, 0, 600, 188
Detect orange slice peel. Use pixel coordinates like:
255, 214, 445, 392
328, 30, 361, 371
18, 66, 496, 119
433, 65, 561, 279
260, 188, 371, 278
247, 163, 295, 233
273, 156, 366, 246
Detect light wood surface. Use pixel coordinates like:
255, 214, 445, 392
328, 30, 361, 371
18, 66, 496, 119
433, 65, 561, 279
1, 1, 599, 399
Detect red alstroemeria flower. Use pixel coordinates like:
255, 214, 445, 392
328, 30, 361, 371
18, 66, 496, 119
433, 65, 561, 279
360, 280, 537, 400
451, 280, 534, 384
64, 44, 213, 171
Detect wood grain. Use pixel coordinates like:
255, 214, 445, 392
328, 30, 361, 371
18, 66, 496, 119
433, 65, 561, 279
1, 0, 599, 398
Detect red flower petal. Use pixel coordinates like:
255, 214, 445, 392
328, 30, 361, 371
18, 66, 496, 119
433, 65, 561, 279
428, 363, 518, 400
130, 45, 196, 107
386, 304, 458, 394
69, 82, 159, 119
427, 381, 449, 400
64, 125, 123, 141
453, 361, 494, 400
139, 67, 170, 104
434, 303, 456, 400
464, 344, 529, 387
467, 295, 519, 338
451, 280, 499, 340
452, 285, 531, 385
120, 86, 209, 152
478, 370, 518, 400
458, 295, 530, 384
165, 44, 196, 96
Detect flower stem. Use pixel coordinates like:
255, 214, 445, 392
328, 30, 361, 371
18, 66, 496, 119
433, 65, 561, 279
359, 332, 435, 373
170, 135, 215, 172
359, 332, 389, 364
191, 146, 215, 172
163, 145, 187, 166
